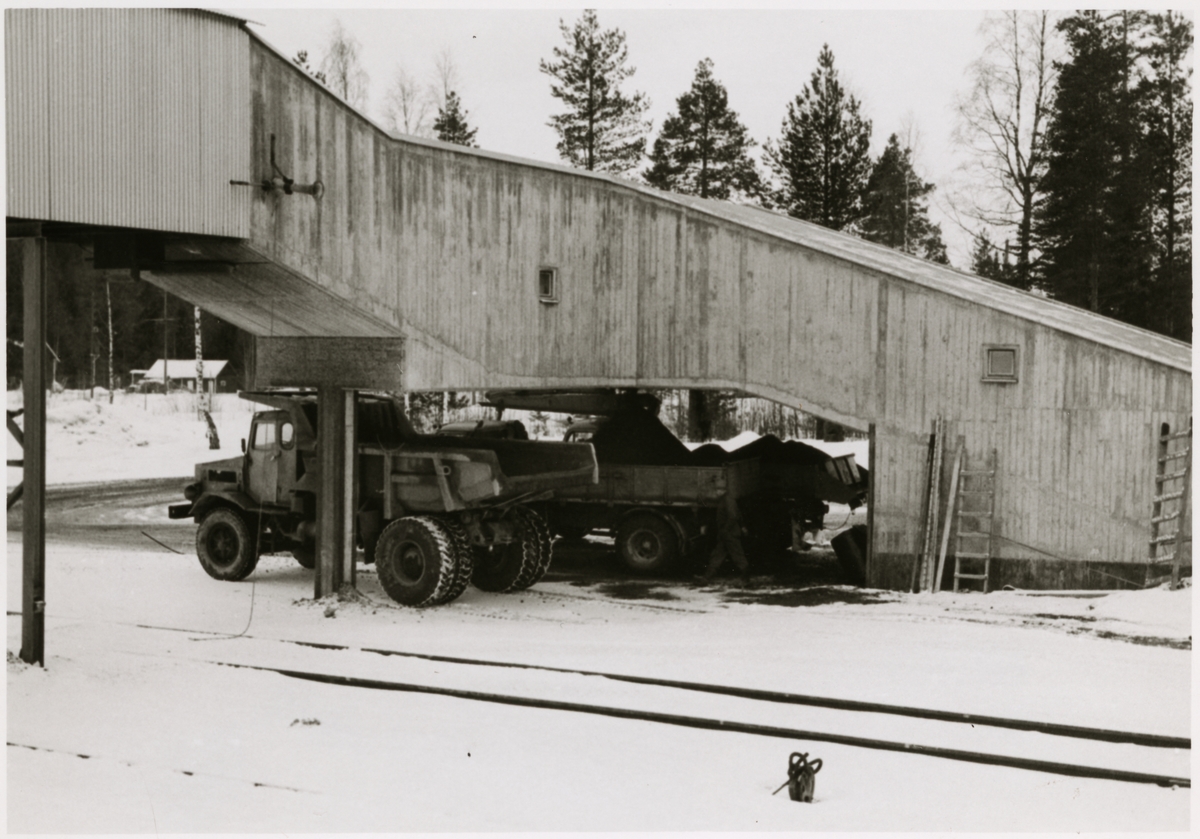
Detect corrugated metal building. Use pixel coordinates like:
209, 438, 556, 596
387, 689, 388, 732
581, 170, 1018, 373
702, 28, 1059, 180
6, 8, 1191, 589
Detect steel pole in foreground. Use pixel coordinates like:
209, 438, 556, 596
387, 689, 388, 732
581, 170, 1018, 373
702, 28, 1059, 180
21, 235, 47, 665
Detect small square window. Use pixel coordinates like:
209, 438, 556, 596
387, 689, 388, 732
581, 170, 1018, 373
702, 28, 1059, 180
538, 267, 558, 304
983, 345, 1019, 383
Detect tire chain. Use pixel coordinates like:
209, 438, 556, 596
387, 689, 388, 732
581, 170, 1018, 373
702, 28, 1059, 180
511, 507, 554, 591
432, 516, 475, 606
471, 507, 543, 594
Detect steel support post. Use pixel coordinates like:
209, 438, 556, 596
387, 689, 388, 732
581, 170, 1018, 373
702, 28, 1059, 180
315, 386, 352, 598
341, 390, 357, 588
21, 236, 47, 665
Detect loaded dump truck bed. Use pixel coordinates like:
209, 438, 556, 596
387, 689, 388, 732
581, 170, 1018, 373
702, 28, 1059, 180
555, 458, 760, 506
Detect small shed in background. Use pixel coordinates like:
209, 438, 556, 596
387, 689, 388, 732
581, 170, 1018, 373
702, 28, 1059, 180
140, 360, 237, 393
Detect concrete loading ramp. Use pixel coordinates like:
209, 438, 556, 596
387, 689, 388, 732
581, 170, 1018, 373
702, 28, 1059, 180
6, 9, 1191, 594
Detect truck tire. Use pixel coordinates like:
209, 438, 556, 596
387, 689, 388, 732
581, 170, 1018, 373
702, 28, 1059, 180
616, 512, 680, 574
196, 507, 260, 581
471, 507, 548, 593
291, 547, 316, 569
512, 507, 553, 590
432, 517, 474, 605
375, 516, 460, 607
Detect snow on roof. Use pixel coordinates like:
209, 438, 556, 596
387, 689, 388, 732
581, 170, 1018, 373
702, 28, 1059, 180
143, 359, 229, 380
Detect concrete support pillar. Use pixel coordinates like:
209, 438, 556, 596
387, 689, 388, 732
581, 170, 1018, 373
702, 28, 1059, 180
315, 387, 356, 598
21, 236, 46, 665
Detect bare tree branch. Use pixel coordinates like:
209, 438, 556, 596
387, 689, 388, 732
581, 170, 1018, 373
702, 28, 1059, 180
951, 11, 1060, 286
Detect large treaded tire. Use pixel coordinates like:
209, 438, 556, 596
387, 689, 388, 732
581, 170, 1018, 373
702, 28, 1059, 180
512, 507, 553, 590
375, 516, 459, 607
432, 516, 474, 605
471, 506, 548, 593
196, 507, 260, 581
616, 512, 680, 574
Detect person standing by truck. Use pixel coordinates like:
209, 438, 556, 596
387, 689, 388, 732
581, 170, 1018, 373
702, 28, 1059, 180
698, 491, 751, 585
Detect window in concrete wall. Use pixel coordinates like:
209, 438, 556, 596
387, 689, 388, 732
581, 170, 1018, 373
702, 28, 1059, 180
538, 267, 559, 304
982, 345, 1019, 383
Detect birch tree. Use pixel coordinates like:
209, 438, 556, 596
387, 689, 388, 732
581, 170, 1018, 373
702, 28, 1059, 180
953, 11, 1057, 289
319, 19, 370, 111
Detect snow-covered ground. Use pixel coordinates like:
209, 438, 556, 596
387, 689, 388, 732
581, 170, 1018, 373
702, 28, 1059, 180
6, 392, 1194, 832
6, 390, 257, 487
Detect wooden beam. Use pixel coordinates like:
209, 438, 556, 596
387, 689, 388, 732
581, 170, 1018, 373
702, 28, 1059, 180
21, 235, 47, 665
934, 437, 965, 593
6, 220, 43, 239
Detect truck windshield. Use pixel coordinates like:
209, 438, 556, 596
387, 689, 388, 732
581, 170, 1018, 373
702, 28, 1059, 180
253, 421, 276, 449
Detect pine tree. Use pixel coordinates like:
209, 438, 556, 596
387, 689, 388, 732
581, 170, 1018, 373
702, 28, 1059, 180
1036, 11, 1155, 327
766, 45, 872, 230
1140, 11, 1193, 341
859, 134, 949, 264
292, 50, 327, 86
539, 9, 651, 175
644, 58, 761, 201
969, 230, 1017, 284
433, 91, 479, 147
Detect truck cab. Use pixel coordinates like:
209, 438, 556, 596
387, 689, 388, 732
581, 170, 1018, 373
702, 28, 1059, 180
244, 410, 297, 506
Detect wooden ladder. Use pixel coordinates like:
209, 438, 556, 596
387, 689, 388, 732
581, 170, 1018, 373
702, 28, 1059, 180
953, 449, 996, 593
1148, 421, 1191, 589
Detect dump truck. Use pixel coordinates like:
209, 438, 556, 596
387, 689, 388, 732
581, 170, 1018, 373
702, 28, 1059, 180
546, 417, 867, 573
169, 391, 597, 606
545, 449, 767, 573
453, 390, 869, 574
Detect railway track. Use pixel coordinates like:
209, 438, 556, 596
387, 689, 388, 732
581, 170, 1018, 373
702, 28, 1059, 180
115, 620, 1190, 789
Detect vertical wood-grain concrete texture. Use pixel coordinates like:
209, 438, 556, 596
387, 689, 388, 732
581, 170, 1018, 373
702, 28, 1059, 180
5, 10, 1192, 588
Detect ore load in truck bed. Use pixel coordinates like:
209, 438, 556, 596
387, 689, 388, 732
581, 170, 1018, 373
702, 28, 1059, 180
580, 404, 868, 508
690, 434, 870, 507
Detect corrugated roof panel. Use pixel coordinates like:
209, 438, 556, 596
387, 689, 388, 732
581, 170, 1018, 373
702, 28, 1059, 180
7, 8, 250, 237
4, 10, 51, 220
196, 10, 252, 235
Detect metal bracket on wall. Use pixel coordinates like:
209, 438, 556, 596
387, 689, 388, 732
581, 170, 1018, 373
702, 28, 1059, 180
230, 134, 325, 199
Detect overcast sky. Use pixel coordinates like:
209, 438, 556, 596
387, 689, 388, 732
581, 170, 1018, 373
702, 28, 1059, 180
240, 6, 1035, 267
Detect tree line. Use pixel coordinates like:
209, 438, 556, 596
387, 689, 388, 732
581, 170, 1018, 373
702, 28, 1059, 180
957, 11, 1191, 344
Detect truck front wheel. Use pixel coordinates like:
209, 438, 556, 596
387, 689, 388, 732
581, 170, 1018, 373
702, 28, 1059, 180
196, 508, 260, 581
616, 512, 680, 574
375, 516, 461, 607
